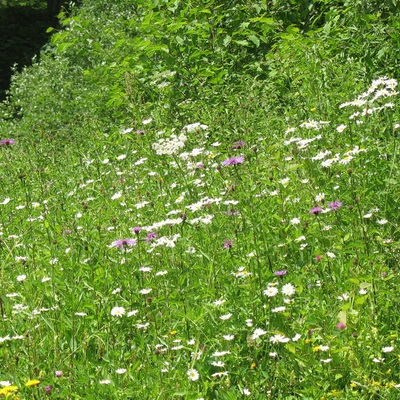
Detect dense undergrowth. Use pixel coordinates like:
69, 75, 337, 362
0, 1, 400, 399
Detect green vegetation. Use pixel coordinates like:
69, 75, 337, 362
0, 0, 399, 398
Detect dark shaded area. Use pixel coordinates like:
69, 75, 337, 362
0, 3, 64, 101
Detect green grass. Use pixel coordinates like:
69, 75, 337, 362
0, 1, 400, 399
0, 76, 399, 399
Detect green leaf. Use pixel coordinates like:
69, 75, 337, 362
355, 296, 367, 305
248, 35, 260, 47
286, 25, 300, 34
57, 42, 75, 53
234, 40, 249, 46
377, 48, 387, 59
198, 69, 215, 77
338, 310, 347, 324
341, 302, 351, 311
359, 282, 372, 289
209, 69, 227, 84
223, 35, 232, 47
285, 343, 296, 354
51, 31, 69, 45
250, 17, 276, 25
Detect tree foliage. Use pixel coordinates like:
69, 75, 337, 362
0, 0, 399, 139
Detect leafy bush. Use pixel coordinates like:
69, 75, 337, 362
1, 0, 399, 142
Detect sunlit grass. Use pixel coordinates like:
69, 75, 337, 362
0, 76, 399, 399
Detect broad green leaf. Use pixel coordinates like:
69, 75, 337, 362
341, 302, 351, 312
286, 25, 300, 34
355, 296, 367, 305
250, 17, 276, 25
223, 35, 232, 47
234, 40, 249, 46
338, 310, 347, 324
248, 35, 260, 47
359, 282, 371, 289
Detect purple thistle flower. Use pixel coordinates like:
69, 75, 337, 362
328, 201, 343, 211
274, 270, 287, 277
111, 238, 137, 249
336, 322, 347, 330
145, 232, 158, 243
132, 226, 142, 234
309, 206, 323, 215
223, 240, 233, 249
45, 385, 53, 395
136, 130, 145, 135
0, 139, 15, 145
232, 140, 245, 149
226, 210, 240, 216
222, 156, 244, 166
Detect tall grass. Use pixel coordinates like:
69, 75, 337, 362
0, 76, 399, 399
0, 1, 400, 399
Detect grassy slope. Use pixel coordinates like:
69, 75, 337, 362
0, 1, 400, 399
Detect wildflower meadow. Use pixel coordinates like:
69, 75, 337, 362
0, 1, 400, 399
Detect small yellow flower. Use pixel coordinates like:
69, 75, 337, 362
310, 107, 317, 112
25, 380, 40, 387
250, 363, 257, 370
0, 385, 18, 397
305, 338, 312, 344
170, 330, 177, 336
312, 345, 321, 352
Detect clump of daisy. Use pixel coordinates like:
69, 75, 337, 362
281, 283, 295, 296
263, 285, 278, 297
111, 307, 126, 317
115, 368, 127, 374
187, 368, 199, 381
